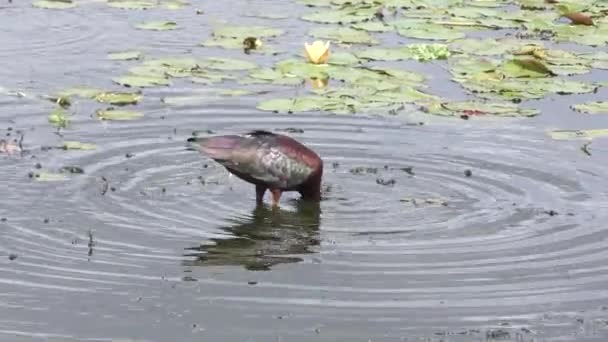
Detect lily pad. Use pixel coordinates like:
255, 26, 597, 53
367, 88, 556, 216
48, 108, 70, 128
213, 26, 284, 39
309, 27, 377, 44
95, 92, 142, 105
33, 0, 77, 9
106, 0, 156, 9
357, 44, 449, 61
55, 86, 104, 99
96, 109, 144, 121
394, 20, 467, 41
351, 21, 394, 32
34, 171, 69, 182
62, 141, 97, 150
203, 57, 257, 71
135, 21, 178, 31
107, 51, 143, 61
302, 7, 376, 24
161, 0, 188, 9
112, 75, 171, 87
500, 58, 555, 78
572, 102, 608, 114
328, 52, 360, 65
549, 129, 608, 140
424, 100, 540, 117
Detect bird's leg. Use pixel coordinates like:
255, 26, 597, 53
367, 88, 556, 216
270, 189, 282, 208
255, 184, 267, 205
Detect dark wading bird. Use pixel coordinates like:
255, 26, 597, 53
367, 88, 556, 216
187, 130, 323, 207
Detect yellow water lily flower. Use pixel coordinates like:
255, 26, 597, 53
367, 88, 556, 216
304, 40, 330, 64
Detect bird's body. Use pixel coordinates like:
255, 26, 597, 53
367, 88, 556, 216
188, 130, 323, 207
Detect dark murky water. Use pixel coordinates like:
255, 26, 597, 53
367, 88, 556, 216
2, 1, 608, 341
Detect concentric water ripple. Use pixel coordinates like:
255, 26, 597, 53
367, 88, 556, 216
2, 89, 608, 340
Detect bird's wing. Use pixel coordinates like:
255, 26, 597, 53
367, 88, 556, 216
223, 142, 313, 188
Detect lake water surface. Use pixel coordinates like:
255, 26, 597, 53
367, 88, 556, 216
1, 0, 608, 341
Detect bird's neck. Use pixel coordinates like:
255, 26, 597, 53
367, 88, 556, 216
299, 170, 322, 202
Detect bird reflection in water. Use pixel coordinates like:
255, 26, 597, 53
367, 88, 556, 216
183, 200, 321, 271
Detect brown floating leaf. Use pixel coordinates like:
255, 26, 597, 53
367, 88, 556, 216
563, 12, 594, 26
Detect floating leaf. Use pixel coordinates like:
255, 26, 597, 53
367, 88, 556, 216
61, 141, 97, 150
357, 44, 449, 61
33, 0, 76, 9
48, 108, 70, 128
328, 52, 359, 65
549, 129, 608, 140
161, 0, 188, 9
425, 101, 540, 117
135, 21, 177, 31
450, 38, 534, 56
55, 86, 104, 99
500, 58, 555, 78
95, 92, 142, 105
106, 0, 156, 9
302, 7, 376, 24
213, 26, 284, 39
107, 51, 142, 61
277, 59, 329, 79
96, 109, 144, 121
203, 57, 257, 71
572, 102, 608, 114
34, 171, 69, 182
218, 89, 255, 97
351, 21, 393, 32
144, 57, 200, 70
112, 75, 171, 87
394, 20, 466, 41
309, 27, 377, 44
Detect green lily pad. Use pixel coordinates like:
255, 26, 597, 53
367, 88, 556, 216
203, 57, 257, 71
394, 20, 467, 41
96, 109, 144, 121
48, 108, 70, 128
33, 0, 77, 9
450, 38, 533, 56
357, 44, 449, 61
351, 21, 394, 32
112, 75, 171, 87
572, 102, 608, 114
310, 27, 376, 44
549, 129, 608, 140
301, 7, 376, 24
422, 100, 539, 117
34, 171, 69, 182
500, 58, 555, 78
62, 141, 97, 150
190, 69, 236, 84
135, 21, 178, 31
213, 26, 284, 39
161, 0, 188, 9
95, 92, 142, 105
328, 52, 360, 65
107, 51, 143, 61
55, 86, 104, 99
106, 0, 156, 9
218, 89, 255, 97
257, 97, 333, 113
277, 59, 329, 79
144, 57, 200, 70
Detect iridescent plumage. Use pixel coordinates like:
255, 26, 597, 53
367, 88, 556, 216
188, 130, 323, 207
